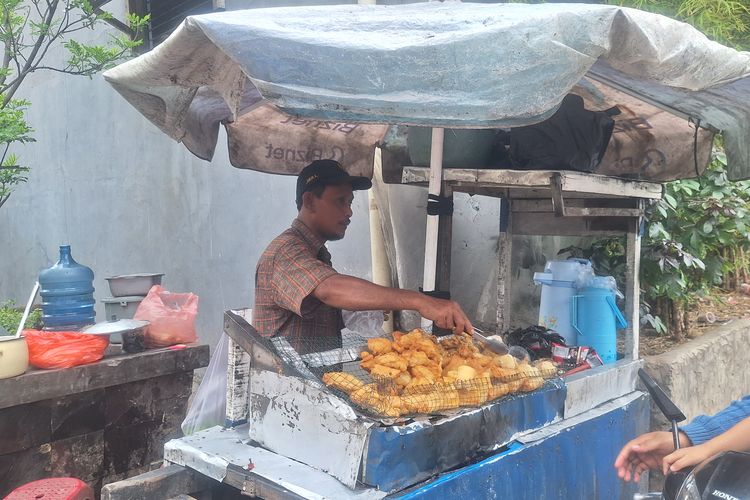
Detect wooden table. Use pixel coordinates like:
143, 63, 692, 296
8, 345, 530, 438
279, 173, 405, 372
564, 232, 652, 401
0, 343, 209, 496
401, 167, 663, 359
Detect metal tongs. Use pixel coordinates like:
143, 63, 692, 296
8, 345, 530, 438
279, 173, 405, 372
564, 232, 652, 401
471, 327, 509, 355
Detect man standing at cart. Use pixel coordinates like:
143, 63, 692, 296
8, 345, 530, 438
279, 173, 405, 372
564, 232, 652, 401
253, 159, 473, 353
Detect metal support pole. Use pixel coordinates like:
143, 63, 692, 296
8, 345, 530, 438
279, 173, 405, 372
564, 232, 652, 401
421, 128, 445, 329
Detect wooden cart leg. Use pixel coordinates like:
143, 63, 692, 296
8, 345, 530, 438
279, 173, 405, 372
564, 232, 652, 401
497, 198, 513, 333
226, 310, 252, 427
624, 208, 642, 360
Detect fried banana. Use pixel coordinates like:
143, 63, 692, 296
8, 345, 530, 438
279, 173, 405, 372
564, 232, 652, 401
350, 383, 403, 418
403, 386, 460, 413
322, 372, 365, 394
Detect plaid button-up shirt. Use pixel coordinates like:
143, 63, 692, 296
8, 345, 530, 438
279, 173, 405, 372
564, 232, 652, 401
253, 218, 344, 354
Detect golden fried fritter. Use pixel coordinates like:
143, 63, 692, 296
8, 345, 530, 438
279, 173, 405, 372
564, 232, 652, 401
453, 364, 478, 381
404, 350, 430, 367
495, 354, 518, 369
535, 360, 557, 377
410, 365, 438, 382
368, 337, 393, 356
442, 354, 469, 373
518, 364, 544, 392
322, 372, 365, 394
490, 365, 519, 382
360, 355, 377, 371
457, 381, 489, 406
395, 370, 413, 387
370, 363, 402, 380
374, 352, 408, 372
467, 354, 494, 372
404, 376, 432, 392
489, 382, 511, 400
398, 329, 425, 349
416, 338, 441, 359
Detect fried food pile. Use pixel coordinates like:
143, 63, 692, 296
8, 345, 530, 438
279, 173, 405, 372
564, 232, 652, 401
323, 329, 558, 418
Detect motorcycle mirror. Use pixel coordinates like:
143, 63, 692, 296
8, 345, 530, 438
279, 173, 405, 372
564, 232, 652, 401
638, 369, 687, 451
638, 369, 686, 423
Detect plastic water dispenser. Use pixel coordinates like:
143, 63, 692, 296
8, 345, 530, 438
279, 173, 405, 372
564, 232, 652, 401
533, 258, 593, 345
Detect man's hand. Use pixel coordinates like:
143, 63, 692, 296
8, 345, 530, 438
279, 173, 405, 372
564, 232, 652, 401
417, 296, 473, 335
662, 443, 715, 475
614, 431, 690, 482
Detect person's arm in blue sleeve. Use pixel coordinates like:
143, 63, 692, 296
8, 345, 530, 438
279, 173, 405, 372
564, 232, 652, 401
616, 395, 750, 482
680, 395, 750, 445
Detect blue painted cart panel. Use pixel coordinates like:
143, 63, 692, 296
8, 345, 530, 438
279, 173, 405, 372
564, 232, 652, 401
363, 380, 566, 492
392, 393, 649, 500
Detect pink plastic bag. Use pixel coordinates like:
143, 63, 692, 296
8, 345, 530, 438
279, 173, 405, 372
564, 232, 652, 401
134, 285, 198, 347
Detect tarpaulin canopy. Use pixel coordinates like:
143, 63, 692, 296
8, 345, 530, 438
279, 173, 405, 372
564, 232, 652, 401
103, 2, 750, 180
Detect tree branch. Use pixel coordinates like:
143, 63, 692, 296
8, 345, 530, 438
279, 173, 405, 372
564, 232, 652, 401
3, 0, 61, 106
0, 143, 10, 166
4, 6, 32, 86
1, 10, 13, 89
32, 65, 90, 75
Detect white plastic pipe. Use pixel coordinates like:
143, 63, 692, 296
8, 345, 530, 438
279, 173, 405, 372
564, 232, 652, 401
359, 0, 392, 332
369, 152, 394, 332
421, 127, 445, 329
15, 282, 40, 338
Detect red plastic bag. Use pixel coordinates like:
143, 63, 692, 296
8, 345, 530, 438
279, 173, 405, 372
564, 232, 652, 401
25, 330, 109, 369
134, 285, 198, 347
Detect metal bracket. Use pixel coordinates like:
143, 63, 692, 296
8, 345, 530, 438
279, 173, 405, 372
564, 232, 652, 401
550, 173, 565, 217
240, 478, 256, 497
225, 463, 308, 499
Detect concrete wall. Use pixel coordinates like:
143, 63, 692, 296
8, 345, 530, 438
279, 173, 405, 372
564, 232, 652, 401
644, 319, 750, 431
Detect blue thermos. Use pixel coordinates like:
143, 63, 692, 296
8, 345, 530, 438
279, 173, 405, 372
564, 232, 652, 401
39, 245, 96, 330
571, 277, 627, 364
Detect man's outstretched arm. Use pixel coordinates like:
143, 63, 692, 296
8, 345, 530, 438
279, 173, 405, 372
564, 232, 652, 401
313, 274, 473, 334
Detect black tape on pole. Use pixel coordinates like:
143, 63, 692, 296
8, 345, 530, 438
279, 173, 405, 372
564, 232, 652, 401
427, 194, 454, 216
419, 287, 451, 300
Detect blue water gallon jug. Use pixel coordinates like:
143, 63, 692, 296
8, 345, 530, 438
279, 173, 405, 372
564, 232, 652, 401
571, 278, 627, 364
39, 245, 95, 330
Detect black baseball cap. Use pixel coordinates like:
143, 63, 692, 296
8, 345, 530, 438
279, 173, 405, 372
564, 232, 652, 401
296, 160, 372, 207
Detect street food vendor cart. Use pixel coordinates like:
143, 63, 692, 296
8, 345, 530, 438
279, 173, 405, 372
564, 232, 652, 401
100, 2, 750, 498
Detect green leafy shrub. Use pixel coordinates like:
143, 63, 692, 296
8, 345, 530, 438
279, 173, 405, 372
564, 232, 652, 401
0, 300, 42, 334
559, 153, 750, 339
641, 153, 750, 338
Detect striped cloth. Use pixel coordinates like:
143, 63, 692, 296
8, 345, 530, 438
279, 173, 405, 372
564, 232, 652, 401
681, 395, 750, 445
253, 218, 343, 354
